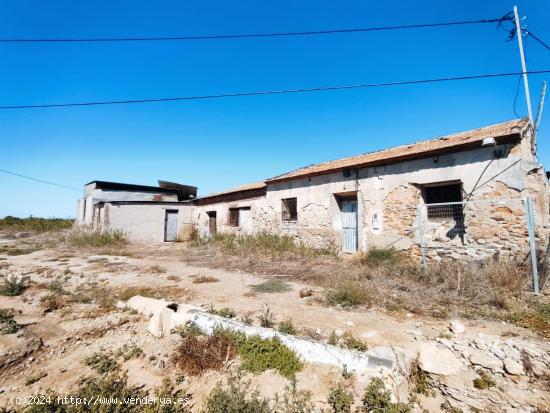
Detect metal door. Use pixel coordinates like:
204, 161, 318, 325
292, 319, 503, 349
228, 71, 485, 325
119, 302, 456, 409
164, 210, 178, 242
208, 212, 217, 236
341, 199, 358, 253
239, 208, 252, 232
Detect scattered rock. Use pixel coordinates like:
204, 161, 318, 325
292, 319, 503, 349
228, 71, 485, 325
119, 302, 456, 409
503, 358, 524, 376
418, 342, 463, 376
449, 320, 465, 334
469, 350, 503, 373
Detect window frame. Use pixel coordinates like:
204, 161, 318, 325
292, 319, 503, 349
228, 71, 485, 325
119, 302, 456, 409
422, 182, 464, 222
228, 208, 240, 227
281, 197, 298, 222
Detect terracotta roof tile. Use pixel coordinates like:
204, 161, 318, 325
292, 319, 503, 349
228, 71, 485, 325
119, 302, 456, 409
267, 118, 529, 183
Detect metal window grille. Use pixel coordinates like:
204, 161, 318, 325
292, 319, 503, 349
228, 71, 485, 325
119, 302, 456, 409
282, 198, 297, 221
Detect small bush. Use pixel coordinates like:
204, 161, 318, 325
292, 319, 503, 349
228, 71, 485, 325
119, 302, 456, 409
278, 319, 297, 335
473, 372, 495, 389
240, 312, 254, 325
362, 248, 400, 266
273, 382, 314, 413
238, 335, 302, 379
327, 383, 354, 413
40, 293, 68, 312
25, 372, 47, 386
115, 344, 143, 361
65, 228, 127, 248
174, 334, 236, 376
193, 275, 219, 284
148, 264, 166, 274
203, 374, 271, 413
0, 309, 18, 334
361, 377, 410, 413
326, 281, 371, 308
258, 304, 275, 328
1, 246, 37, 256
340, 331, 368, 351
0, 275, 27, 296
299, 288, 314, 298
82, 350, 118, 374
328, 330, 339, 346
207, 305, 236, 319
251, 279, 291, 294
172, 321, 204, 337
213, 327, 302, 379
47, 279, 67, 294
409, 357, 433, 397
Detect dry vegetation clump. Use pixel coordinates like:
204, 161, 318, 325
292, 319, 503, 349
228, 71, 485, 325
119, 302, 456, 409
192, 231, 336, 258
64, 227, 127, 249
0, 216, 74, 233
173, 333, 237, 376
193, 274, 219, 284
116, 285, 188, 302
40, 293, 70, 312
251, 278, 291, 294
0, 274, 28, 296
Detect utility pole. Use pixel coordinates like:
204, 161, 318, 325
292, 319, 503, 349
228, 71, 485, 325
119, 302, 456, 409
534, 81, 546, 133
513, 6, 534, 128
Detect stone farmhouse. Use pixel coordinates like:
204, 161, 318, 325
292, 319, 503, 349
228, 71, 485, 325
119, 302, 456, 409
77, 118, 550, 258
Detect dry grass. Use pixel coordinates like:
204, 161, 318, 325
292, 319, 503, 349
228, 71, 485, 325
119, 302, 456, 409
40, 293, 69, 312
173, 334, 236, 376
63, 228, 127, 249
181, 240, 544, 334
193, 274, 219, 284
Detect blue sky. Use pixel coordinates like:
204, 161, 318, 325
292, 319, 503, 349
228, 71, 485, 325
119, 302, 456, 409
1, 0, 549, 218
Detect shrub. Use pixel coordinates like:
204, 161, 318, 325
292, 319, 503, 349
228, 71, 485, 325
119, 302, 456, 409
328, 330, 339, 346
238, 335, 302, 379
278, 319, 297, 335
193, 275, 219, 284
40, 294, 69, 312
473, 372, 495, 389
65, 228, 127, 248
47, 279, 67, 294
148, 264, 166, 274
0, 216, 73, 233
172, 321, 203, 337
326, 281, 371, 308
0, 309, 18, 334
213, 327, 302, 379
362, 248, 400, 266
203, 374, 271, 413
207, 305, 236, 319
340, 331, 368, 351
251, 279, 291, 294
327, 383, 354, 413
258, 304, 275, 328
83, 350, 119, 375
409, 357, 433, 397
240, 312, 254, 325
115, 344, 143, 361
0, 275, 27, 296
174, 334, 236, 376
360, 377, 410, 413
25, 372, 47, 386
273, 382, 314, 413
299, 288, 314, 298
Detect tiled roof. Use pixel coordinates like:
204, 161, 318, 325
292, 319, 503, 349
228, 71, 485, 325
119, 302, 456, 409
267, 118, 529, 184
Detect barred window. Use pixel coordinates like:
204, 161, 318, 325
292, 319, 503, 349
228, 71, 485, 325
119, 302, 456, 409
228, 208, 239, 227
282, 198, 297, 221
423, 183, 463, 221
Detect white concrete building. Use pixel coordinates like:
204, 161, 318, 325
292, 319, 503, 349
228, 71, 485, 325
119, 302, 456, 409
79, 118, 550, 258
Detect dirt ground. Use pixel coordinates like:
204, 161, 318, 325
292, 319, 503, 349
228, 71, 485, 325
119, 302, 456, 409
0, 232, 549, 412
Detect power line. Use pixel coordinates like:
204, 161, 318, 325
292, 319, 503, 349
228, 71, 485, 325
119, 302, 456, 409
2, 69, 549, 110
0, 17, 512, 43
528, 31, 550, 51
0, 168, 81, 191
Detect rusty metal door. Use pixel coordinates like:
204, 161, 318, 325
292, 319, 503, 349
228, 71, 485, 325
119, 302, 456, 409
164, 210, 178, 242
208, 212, 217, 236
341, 199, 358, 253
